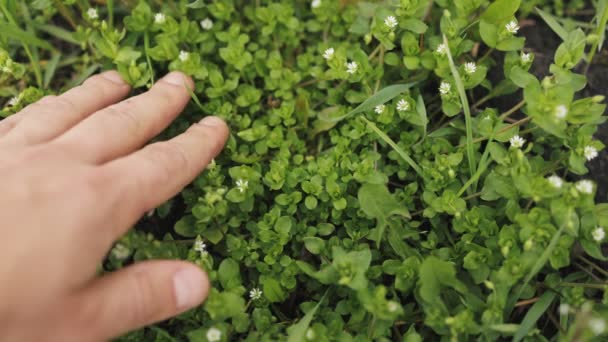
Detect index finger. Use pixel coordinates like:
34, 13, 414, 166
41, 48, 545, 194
104, 115, 229, 235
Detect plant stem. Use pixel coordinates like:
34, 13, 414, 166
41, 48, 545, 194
478, 48, 495, 64
577, 256, 608, 277
498, 100, 525, 120
368, 44, 382, 60
584, 3, 608, 74
559, 282, 608, 289
444, 35, 477, 180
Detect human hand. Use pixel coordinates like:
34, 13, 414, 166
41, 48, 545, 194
0, 71, 229, 341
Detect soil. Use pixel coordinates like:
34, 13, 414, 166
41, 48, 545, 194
488, 18, 608, 203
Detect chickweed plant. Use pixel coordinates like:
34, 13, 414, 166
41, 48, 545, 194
1, 0, 607, 340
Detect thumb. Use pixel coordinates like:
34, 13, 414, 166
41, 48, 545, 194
68, 260, 209, 340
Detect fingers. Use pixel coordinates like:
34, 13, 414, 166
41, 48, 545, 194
67, 261, 209, 340
105, 116, 228, 231
54, 72, 194, 164
1, 71, 130, 146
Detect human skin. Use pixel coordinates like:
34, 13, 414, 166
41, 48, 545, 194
0, 71, 229, 341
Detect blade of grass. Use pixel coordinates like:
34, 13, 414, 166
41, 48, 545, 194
0, 5, 47, 87
457, 144, 492, 197
287, 290, 329, 342
361, 117, 423, 178
43, 52, 62, 89
597, 0, 608, 52
20, 3, 44, 88
513, 291, 557, 342
319, 83, 417, 123
443, 35, 476, 179
107, 0, 115, 27
185, 83, 205, 112
32, 23, 80, 45
585, 0, 608, 73
144, 31, 156, 84
536, 8, 568, 41
0, 22, 54, 50
67, 64, 100, 88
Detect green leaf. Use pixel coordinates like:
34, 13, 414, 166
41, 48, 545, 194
218, 258, 242, 290
358, 183, 402, 219
536, 7, 568, 41
481, 0, 521, 23
204, 290, 246, 320
262, 278, 287, 303
0, 23, 54, 50
303, 237, 325, 255
174, 216, 197, 237
415, 94, 428, 142
403, 325, 423, 342
286, 290, 328, 342
32, 23, 79, 45
507, 221, 567, 312
402, 18, 428, 34
319, 83, 417, 123
186, 0, 205, 9
513, 291, 557, 342
418, 256, 468, 306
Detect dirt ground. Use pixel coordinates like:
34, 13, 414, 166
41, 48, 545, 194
522, 20, 607, 203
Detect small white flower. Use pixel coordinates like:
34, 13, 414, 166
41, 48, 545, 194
576, 180, 594, 194
436, 43, 448, 55
558, 303, 570, 315
554, 104, 568, 119
439, 81, 451, 95
236, 179, 249, 193
464, 62, 477, 74
346, 61, 358, 74
505, 20, 520, 34
323, 47, 334, 60
206, 327, 222, 342
311, 0, 321, 9
547, 175, 564, 189
521, 52, 533, 63
592, 227, 605, 242
509, 135, 525, 149
589, 318, 606, 335
200, 18, 213, 30
87, 8, 98, 20
194, 240, 207, 253
249, 288, 263, 300
584, 145, 599, 161
154, 13, 166, 24
387, 301, 399, 312
384, 16, 398, 29
374, 104, 385, 114
111, 243, 131, 261
7, 96, 19, 107
397, 99, 410, 112
178, 50, 190, 62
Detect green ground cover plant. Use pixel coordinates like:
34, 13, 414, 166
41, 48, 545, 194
1, 0, 608, 340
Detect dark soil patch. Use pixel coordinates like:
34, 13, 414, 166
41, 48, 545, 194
505, 18, 607, 203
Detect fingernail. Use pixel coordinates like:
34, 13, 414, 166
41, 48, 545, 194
101, 71, 126, 85
163, 72, 189, 86
173, 268, 206, 310
200, 116, 226, 127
